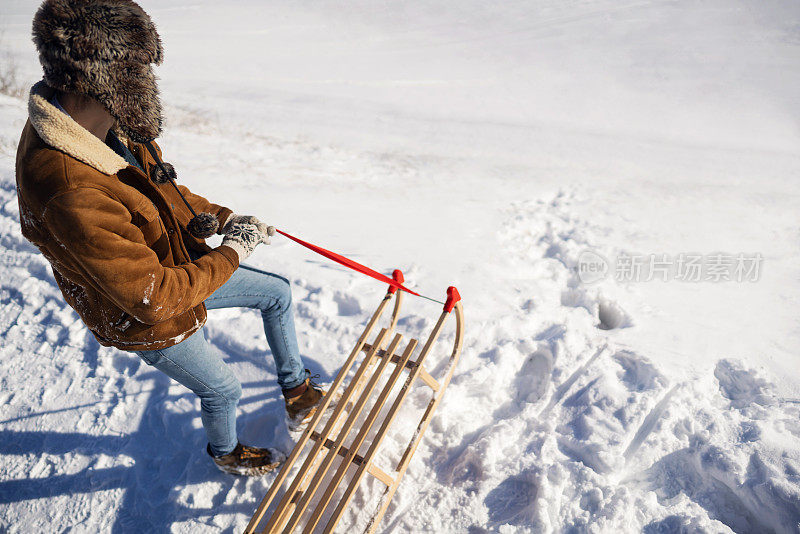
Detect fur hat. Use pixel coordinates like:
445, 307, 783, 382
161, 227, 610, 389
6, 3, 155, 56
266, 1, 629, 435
32, 0, 164, 143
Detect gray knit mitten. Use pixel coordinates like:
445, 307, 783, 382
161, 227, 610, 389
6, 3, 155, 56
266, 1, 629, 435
221, 223, 271, 262
219, 214, 274, 240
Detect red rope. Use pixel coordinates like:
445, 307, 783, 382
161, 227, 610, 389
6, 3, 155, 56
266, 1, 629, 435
275, 229, 421, 297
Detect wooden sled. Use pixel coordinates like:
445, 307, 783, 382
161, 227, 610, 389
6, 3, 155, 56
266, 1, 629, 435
246, 270, 464, 533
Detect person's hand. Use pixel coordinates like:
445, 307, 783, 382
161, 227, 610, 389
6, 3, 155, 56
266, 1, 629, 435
220, 223, 272, 262
220, 214, 272, 240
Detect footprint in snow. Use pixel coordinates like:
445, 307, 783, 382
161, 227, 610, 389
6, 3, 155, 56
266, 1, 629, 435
332, 292, 361, 316
714, 359, 774, 409
484, 469, 539, 528
514, 348, 554, 404
493, 347, 553, 421
612, 350, 665, 392
597, 298, 630, 330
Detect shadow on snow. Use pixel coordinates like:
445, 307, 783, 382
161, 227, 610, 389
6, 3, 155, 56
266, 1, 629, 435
0, 327, 325, 532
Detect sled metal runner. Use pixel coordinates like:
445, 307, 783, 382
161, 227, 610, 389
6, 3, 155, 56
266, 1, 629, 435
246, 271, 464, 533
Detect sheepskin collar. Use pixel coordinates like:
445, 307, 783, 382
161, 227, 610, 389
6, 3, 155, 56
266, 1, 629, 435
28, 81, 129, 176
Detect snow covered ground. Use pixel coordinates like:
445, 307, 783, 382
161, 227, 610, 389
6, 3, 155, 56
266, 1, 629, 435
1, 0, 799, 532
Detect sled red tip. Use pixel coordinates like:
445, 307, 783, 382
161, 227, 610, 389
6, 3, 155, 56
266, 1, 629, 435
388, 269, 404, 294
444, 286, 461, 313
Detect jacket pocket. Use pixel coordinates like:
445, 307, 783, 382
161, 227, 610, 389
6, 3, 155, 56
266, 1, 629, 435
131, 199, 170, 260
131, 198, 159, 226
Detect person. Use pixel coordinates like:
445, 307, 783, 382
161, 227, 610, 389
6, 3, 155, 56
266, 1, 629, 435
15, 0, 324, 476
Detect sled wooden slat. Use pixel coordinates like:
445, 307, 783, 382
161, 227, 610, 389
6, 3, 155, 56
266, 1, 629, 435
367, 464, 395, 487
284, 333, 405, 533
266, 289, 405, 533
305, 338, 419, 533
418, 369, 440, 391
267, 326, 393, 533
290, 444, 395, 493
362, 343, 440, 391
365, 302, 464, 534
245, 288, 401, 534
309, 432, 366, 465
247, 282, 463, 534
328, 305, 461, 534
361, 344, 415, 367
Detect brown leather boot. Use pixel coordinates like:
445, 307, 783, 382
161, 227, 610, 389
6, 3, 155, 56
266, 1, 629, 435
207, 442, 285, 476
284, 372, 328, 432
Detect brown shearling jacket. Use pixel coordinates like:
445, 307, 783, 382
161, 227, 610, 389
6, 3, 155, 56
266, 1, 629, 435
15, 82, 240, 351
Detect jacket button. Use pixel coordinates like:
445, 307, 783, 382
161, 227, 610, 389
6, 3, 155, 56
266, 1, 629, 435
167, 228, 175, 235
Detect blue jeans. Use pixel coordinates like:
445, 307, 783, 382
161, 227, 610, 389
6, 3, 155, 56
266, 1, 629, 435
133, 264, 307, 456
